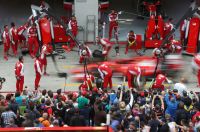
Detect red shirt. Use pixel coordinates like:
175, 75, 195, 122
17, 25, 27, 36
34, 59, 42, 75
128, 66, 141, 76
127, 33, 136, 42
27, 26, 37, 37
109, 12, 118, 22
68, 20, 78, 30
192, 111, 200, 123
15, 61, 24, 77
98, 64, 112, 77
2, 30, 10, 43
10, 27, 18, 41
154, 74, 167, 85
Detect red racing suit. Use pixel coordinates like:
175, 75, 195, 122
99, 38, 113, 57
127, 66, 141, 89
146, 15, 156, 40
2, 30, 11, 59
79, 46, 92, 63
152, 74, 169, 91
27, 26, 39, 57
10, 27, 19, 55
34, 58, 42, 90
15, 61, 24, 93
68, 19, 78, 37
125, 32, 136, 54
164, 21, 174, 40
98, 64, 112, 89
34, 59, 42, 90
156, 15, 164, 40
79, 74, 95, 91
17, 25, 27, 43
40, 45, 47, 68
108, 12, 119, 40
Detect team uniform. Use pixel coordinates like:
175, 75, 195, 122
127, 66, 141, 89
98, 64, 113, 89
34, 58, 43, 90
27, 26, 39, 58
146, 15, 156, 40
152, 74, 170, 91
99, 38, 113, 57
15, 61, 24, 93
108, 11, 119, 41
164, 20, 174, 40
10, 27, 19, 55
156, 15, 164, 40
17, 25, 27, 44
2, 29, 11, 60
68, 19, 78, 37
125, 32, 136, 54
40, 45, 48, 74
79, 74, 95, 91
79, 45, 92, 63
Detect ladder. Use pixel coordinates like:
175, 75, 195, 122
86, 15, 96, 42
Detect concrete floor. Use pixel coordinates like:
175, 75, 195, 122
0, 0, 199, 93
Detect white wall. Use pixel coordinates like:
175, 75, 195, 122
75, 0, 98, 42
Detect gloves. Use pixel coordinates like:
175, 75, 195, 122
168, 80, 173, 84
118, 11, 123, 14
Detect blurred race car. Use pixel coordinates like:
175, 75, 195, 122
70, 55, 184, 82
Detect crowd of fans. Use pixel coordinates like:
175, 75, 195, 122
0, 80, 200, 132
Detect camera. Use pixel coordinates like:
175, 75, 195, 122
0, 77, 6, 83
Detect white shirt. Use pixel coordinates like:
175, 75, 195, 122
174, 83, 187, 96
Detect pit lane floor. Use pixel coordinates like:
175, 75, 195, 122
0, 0, 198, 93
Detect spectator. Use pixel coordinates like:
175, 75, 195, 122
5, 118, 18, 128
148, 112, 162, 132
164, 93, 178, 119
174, 78, 187, 96
64, 103, 75, 125
1, 107, 17, 127
8, 98, 19, 115
0, 99, 6, 116
125, 121, 137, 132
175, 102, 189, 125
94, 104, 106, 126
15, 91, 23, 106
34, 119, 44, 127
38, 112, 50, 127
50, 119, 59, 127
22, 119, 34, 127
77, 91, 89, 109
70, 108, 86, 126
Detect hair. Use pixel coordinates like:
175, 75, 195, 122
48, 90, 53, 98
42, 89, 47, 96
19, 56, 23, 62
45, 99, 51, 106
15, 91, 21, 97
179, 102, 184, 109
11, 22, 15, 27
41, 98, 45, 104
4, 25, 8, 28
169, 18, 173, 21
57, 89, 62, 95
